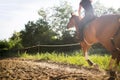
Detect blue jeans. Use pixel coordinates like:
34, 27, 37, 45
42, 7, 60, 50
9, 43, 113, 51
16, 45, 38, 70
78, 14, 95, 41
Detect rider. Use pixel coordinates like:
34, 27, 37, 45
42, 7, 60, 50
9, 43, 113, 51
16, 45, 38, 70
78, 0, 95, 41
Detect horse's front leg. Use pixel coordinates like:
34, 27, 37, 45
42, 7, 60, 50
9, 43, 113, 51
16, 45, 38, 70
83, 49, 94, 66
85, 52, 99, 69
81, 42, 99, 69
81, 43, 94, 66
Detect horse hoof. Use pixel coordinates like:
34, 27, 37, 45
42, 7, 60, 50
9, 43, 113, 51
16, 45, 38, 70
108, 70, 118, 80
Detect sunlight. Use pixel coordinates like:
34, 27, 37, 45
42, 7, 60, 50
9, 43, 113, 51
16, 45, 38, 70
99, 0, 119, 9
0, 0, 119, 40
70, 0, 120, 10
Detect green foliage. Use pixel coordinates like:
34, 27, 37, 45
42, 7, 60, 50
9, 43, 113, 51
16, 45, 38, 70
117, 8, 120, 13
50, 1, 73, 38
61, 32, 75, 44
38, 8, 47, 20
0, 40, 10, 51
20, 20, 57, 47
38, 1, 75, 40
94, 1, 120, 16
90, 55, 110, 69
93, 1, 107, 16
9, 31, 23, 49
0, 40, 10, 56
0, 33, 22, 56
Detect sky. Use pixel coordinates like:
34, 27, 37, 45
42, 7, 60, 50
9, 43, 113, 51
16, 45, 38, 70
0, 0, 120, 40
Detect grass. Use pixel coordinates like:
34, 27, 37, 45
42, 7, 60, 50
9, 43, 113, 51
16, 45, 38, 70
19, 51, 114, 70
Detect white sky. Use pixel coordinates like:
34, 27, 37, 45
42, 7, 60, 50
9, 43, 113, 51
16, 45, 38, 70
0, 0, 120, 40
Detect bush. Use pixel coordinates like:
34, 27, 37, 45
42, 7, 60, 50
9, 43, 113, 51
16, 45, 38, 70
0, 40, 10, 57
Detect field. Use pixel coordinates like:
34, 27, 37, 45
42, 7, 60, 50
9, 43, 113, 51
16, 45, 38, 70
0, 52, 120, 80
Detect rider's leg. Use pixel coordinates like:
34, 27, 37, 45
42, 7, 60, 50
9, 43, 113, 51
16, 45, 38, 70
78, 17, 87, 41
78, 15, 96, 41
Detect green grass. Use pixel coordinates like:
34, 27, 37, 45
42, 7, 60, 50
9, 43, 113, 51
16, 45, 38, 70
90, 55, 110, 69
19, 52, 116, 70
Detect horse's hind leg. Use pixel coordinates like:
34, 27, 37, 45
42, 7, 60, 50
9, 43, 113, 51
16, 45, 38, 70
107, 52, 119, 71
109, 57, 116, 70
100, 40, 118, 70
110, 51, 120, 71
108, 51, 120, 80
114, 51, 120, 71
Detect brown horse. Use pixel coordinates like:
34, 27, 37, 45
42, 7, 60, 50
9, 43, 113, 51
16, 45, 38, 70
67, 13, 120, 71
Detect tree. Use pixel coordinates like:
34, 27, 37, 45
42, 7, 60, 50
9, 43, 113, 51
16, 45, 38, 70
0, 40, 10, 56
9, 31, 23, 50
20, 19, 57, 47
117, 8, 120, 13
37, 1, 77, 44
61, 30, 77, 44
50, 1, 73, 38
94, 1, 108, 16
94, 1, 120, 16
38, 8, 47, 20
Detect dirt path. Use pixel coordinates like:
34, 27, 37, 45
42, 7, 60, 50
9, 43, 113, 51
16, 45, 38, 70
0, 58, 119, 80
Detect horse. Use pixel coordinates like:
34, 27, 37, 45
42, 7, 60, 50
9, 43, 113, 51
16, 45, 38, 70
67, 13, 120, 71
